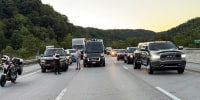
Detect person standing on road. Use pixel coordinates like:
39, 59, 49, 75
75, 48, 81, 70
53, 50, 61, 75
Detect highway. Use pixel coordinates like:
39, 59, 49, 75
0, 56, 200, 100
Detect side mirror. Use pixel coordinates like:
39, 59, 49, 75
178, 46, 183, 50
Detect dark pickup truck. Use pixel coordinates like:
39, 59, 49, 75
134, 41, 186, 74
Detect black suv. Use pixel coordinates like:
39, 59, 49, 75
39, 48, 68, 72
83, 39, 105, 67
124, 47, 137, 64
134, 41, 186, 74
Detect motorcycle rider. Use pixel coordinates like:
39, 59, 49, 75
1, 55, 10, 75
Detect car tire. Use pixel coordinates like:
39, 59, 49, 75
83, 60, 87, 67
133, 62, 137, 69
147, 62, 153, 74
138, 64, 141, 69
127, 59, 132, 64
63, 63, 68, 72
134, 61, 141, 69
103, 62, 105, 67
41, 67, 46, 73
177, 67, 185, 74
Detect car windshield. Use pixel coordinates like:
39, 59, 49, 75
72, 45, 84, 50
119, 49, 126, 53
149, 42, 177, 50
86, 42, 103, 53
44, 49, 65, 57
128, 48, 136, 53
69, 49, 76, 53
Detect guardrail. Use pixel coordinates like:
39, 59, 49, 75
0, 59, 38, 70
184, 49, 200, 64
23, 59, 38, 65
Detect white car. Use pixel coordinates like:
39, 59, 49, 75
65, 49, 76, 62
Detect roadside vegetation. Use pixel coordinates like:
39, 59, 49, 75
0, 0, 199, 59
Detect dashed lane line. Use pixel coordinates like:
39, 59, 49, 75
122, 66, 129, 70
156, 87, 181, 100
55, 88, 67, 100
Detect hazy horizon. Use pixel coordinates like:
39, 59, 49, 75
41, 0, 200, 32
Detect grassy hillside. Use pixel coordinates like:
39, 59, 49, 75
155, 17, 200, 47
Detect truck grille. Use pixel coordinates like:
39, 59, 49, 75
160, 53, 181, 60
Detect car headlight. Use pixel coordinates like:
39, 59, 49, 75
130, 54, 133, 58
151, 54, 160, 60
40, 59, 46, 63
181, 54, 186, 59
84, 54, 87, 57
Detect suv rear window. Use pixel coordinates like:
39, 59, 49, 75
44, 48, 65, 57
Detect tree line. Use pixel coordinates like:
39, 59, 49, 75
0, 0, 199, 59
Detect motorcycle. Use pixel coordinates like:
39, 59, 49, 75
0, 57, 23, 87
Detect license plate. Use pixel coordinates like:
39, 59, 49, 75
92, 62, 96, 64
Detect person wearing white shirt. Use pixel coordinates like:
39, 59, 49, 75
75, 48, 81, 70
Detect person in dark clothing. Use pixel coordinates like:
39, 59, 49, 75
53, 50, 61, 75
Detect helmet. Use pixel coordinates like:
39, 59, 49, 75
1, 55, 10, 62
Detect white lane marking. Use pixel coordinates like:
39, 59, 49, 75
122, 66, 129, 70
156, 87, 181, 100
18, 70, 40, 79
55, 88, 67, 100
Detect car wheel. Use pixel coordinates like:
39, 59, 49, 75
177, 67, 185, 74
127, 59, 130, 64
103, 62, 105, 67
147, 62, 153, 74
133, 62, 137, 69
83, 60, 87, 67
138, 64, 141, 69
124, 60, 126, 63
84, 63, 87, 67
63, 64, 68, 72
41, 67, 46, 73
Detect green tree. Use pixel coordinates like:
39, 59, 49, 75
61, 33, 74, 49
21, 34, 39, 56
10, 30, 23, 50
2, 45, 16, 57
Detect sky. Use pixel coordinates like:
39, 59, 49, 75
41, 0, 200, 32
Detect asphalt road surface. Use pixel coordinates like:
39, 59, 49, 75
0, 56, 200, 100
